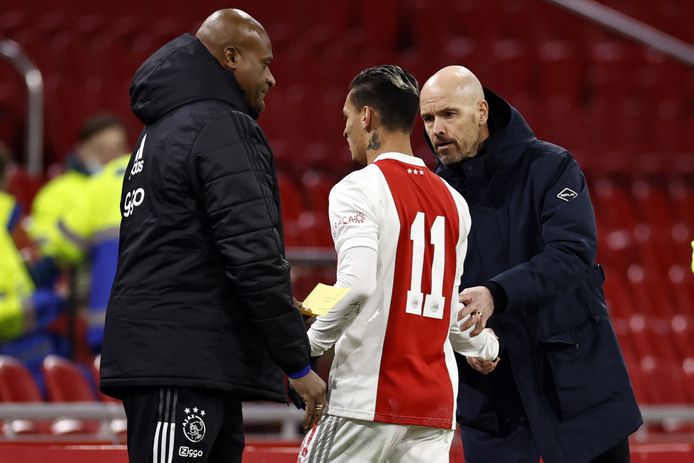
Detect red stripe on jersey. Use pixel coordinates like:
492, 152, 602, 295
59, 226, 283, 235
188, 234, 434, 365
373, 158, 461, 429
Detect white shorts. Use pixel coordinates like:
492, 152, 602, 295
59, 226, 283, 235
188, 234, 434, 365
297, 414, 454, 463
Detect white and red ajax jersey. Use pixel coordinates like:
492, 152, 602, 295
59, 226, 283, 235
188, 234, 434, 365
315, 152, 473, 430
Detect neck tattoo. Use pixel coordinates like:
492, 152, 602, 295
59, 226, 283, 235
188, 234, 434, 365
367, 130, 381, 151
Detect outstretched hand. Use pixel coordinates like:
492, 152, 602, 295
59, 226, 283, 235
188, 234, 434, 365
457, 286, 495, 336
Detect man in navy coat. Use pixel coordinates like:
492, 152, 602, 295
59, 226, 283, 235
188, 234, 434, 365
420, 65, 641, 463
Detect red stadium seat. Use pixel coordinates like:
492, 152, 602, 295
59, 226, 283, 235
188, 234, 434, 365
622, 358, 645, 404
603, 272, 635, 318
297, 211, 333, 248
43, 355, 96, 402
611, 317, 636, 367
447, 0, 501, 45
5, 165, 43, 212
625, 265, 667, 318
490, 39, 533, 101
631, 181, 676, 233
277, 174, 306, 224
626, 312, 692, 405
300, 142, 352, 173
42, 355, 100, 435
645, 319, 681, 364
598, 229, 634, 275
0, 56, 27, 151
0, 355, 42, 403
301, 170, 337, 215
671, 315, 694, 359
647, 360, 694, 404
0, 9, 28, 37
684, 357, 694, 397
592, 179, 639, 232
92, 356, 127, 436
91, 355, 119, 404
282, 219, 303, 248
633, 355, 661, 404
0, 355, 99, 436
408, 1, 452, 57
635, 356, 692, 404
538, 41, 581, 106
669, 265, 694, 316
360, 0, 401, 52
668, 181, 694, 233
0, 355, 51, 436
632, 226, 671, 278
627, 315, 660, 361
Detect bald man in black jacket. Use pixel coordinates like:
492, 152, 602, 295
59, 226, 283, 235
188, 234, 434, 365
100, 9, 325, 463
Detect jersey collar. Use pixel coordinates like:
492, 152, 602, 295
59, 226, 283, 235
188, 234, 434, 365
373, 152, 426, 166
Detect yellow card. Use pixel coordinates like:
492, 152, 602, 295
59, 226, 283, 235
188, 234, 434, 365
301, 283, 350, 317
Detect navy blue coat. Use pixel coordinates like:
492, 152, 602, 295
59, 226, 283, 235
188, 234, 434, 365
433, 89, 642, 463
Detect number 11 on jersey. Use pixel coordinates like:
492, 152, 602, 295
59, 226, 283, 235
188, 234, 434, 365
406, 212, 446, 320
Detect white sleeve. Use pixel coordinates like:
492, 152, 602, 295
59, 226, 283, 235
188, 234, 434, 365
327, 173, 379, 254
307, 246, 377, 356
307, 175, 380, 357
449, 306, 499, 360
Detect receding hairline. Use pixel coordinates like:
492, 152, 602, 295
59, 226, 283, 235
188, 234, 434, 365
421, 65, 484, 103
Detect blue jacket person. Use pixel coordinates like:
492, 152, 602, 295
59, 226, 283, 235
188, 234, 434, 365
420, 66, 641, 463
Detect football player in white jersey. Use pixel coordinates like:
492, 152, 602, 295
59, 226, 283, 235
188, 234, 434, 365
297, 65, 499, 463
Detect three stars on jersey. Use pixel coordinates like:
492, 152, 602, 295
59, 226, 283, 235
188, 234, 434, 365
184, 407, 206, 416
407, 168, 425, 175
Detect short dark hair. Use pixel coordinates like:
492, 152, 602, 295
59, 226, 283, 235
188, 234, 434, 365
78, 113, 127, 142
348, 65, 419, 133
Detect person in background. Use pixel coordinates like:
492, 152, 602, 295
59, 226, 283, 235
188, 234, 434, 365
0, 142, 65, 394
26, 114, 128, 358
99, 9, 325, 463
47, 153, 130, 353
29, 113, 128, 253
420, 65, 641, 463
299, 65, 499, 462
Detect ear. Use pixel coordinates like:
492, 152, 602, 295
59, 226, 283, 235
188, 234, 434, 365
361, 106, 373, 131
223, 46, 241, 69
478, 100, 489, 126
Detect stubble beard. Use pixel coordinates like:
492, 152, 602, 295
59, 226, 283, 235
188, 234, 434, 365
437, 148, 467, 165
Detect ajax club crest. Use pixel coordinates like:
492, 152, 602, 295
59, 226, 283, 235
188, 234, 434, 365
182, 407, 207, 443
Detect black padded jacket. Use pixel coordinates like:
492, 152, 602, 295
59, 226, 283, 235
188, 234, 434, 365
100, 34, 310, 402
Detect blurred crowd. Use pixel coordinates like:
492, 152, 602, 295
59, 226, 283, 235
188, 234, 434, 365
0, 113, 128, 394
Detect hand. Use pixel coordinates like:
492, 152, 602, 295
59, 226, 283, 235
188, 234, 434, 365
457, 286, 495, 336
293, 297, 316, 329
467, 356, 500, 375
288, 370, 327, 430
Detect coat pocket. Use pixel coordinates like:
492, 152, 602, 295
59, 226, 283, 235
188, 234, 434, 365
541, 317, 620, 421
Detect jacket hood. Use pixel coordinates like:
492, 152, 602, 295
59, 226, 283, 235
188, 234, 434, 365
425, 88, 536, 168
130, 33, 256, 124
